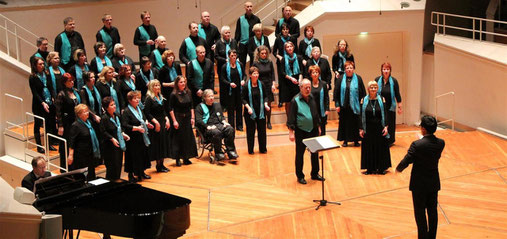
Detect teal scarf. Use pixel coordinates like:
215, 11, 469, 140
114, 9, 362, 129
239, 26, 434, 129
377, 76, 397, 112
118, 57, 128, 66
152, 49, 164, 69
138, 25, 151, 56
49, 66, 65, 96
107, 81, 120, 114
304, 38, 314, 58
71, 88, 81, 104
284, 53, 300, 77
239, 15, 250, 44
223, 39, 231, 57
198, 24, 207, 39
77, 118, 101, 158
109, 114, 126, 151
59, 32, 71, 64
338, 51, 347, 72
169, 65, 178, 81
140, 69, 154, 85
191, 59, 204, 89
99, 29, 113, 58
278, 18, 285, 28
35, 52, 47, 68
94, 56, 112, 73
361, 95, 389, 138
248, 80, 264, 119
124, 78, 136, 91
295, 94, 313, 132
281, 35, 289, 45
38, 73, 52, 105
226, 60, 242, 95
154, 95, 163, 105
128, 104, 151, 146
318, 85, 325, 117
74, 64, 89, 89
200, 103, 210, 124
83, 85, 101, 113
339, 73, 360, 115
185, 37, 197, 61
254, 36, 264, 47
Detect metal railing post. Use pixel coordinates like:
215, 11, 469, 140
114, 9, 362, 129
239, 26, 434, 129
434, 92, 455, 131
5, 19, 10, 56
47, 133, 68, 172
436, 13, 440, 34
14, 25, 19, 61
473, 19, 476, 40
479, 19, 482, 41
443, 14, 446, 35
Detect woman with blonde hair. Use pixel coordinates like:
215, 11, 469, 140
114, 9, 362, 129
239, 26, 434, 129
111, 43, 136, 74
247, 23, 270, 63
46, 51, 66, 95
144, 80, 170, 172
96, 66, 123, 114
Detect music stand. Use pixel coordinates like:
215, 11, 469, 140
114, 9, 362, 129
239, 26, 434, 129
303, 135, 341, 210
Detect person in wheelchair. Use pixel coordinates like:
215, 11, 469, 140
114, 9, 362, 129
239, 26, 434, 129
195, 89, 238, 161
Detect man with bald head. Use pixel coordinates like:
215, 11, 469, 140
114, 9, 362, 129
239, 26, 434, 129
198, 11, 220, 61
287, 79, 323, 184
149, 36, 168, 70
275, 6, 300, 42
179, 22, 209, 65
187, 45, 214, 106
235, 1, 261, 69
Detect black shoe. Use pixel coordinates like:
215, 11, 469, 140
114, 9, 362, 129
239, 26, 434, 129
142, 173, 151, 179
311, 175, 325, 181
103, 235, 111, 239
248, 151, 254, 155
216, 153, 226, 161
237, 127, 243, 131
362, 170, 372, 175
183, 159, 192, 165
49, 145, 57, 151
156, 166, 169, 173
267, 122, 272, 129
278, 102, 283, 108
260, 150, 267, 154
37, 147, 45, 154
297, 178, 307, 184
342, 142, 348, 147
128, 173, 137, 182
228, 151, 239, 159
354, 142, 360, 147
175, 159, 181, 167
378, 170, 387, 175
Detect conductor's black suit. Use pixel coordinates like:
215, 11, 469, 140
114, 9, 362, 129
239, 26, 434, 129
396, 134, 445, 239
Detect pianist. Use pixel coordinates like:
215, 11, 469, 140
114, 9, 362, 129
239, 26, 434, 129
22, 156, 51, 192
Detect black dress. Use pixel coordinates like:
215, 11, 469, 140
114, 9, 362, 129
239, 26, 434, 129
122, 105, 150, 175
310, 81, 329, 135
144, 96, 170, 161
169, 91, 197, 159
55, 89, 81, 172
360, 97, 391, 173
376, 76, 402, 145
334, 74, 366, 142
69, 120, 101, 180
100, 113, 125, 180
252, 60, 275, 102
279, 54, 303, 103
158, 64, 182, 99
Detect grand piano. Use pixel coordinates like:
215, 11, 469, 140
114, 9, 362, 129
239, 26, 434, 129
33, 169, 191, 239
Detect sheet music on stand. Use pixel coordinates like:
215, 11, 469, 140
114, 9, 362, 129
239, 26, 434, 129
303, 135, 340, 153
302, 135, 341, 210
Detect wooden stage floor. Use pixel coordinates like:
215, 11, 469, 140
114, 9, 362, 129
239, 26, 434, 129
78, 127, 507, 238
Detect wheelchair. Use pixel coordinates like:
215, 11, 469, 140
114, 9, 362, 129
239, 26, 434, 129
194, 126, 227, 165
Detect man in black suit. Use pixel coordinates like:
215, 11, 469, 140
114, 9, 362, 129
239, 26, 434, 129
396, 115, 445, 239
22, 156, 51, 192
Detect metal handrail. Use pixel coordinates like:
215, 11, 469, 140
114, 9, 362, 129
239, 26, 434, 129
47, 133, 68, 172
0, 13, 54, 62
434, 91, 455, 131
4, 93, 25, 138
259, 0, 287, 23
431, 11, 507, 41
25, 112, 48, 161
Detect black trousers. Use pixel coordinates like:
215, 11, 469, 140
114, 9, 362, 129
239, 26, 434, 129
295, 127, 320, 179
226, 92, 243, 130
412, 190, 438, 239
244, 115, 267, 153
204, 124, 236, 154
319, 115, 327, 136
238, 43, 248, 71
33, 105, 57, 147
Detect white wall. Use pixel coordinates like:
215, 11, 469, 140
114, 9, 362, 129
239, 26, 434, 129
310, 10, 425, 125
421, 52, 435, 114
434, 38, 507, 134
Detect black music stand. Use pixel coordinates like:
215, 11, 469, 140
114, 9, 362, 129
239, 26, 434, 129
303, 135, 341, 210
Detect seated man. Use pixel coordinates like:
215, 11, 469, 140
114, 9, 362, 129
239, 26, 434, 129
195, 89, 238, 161
22, 156, 51, 192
